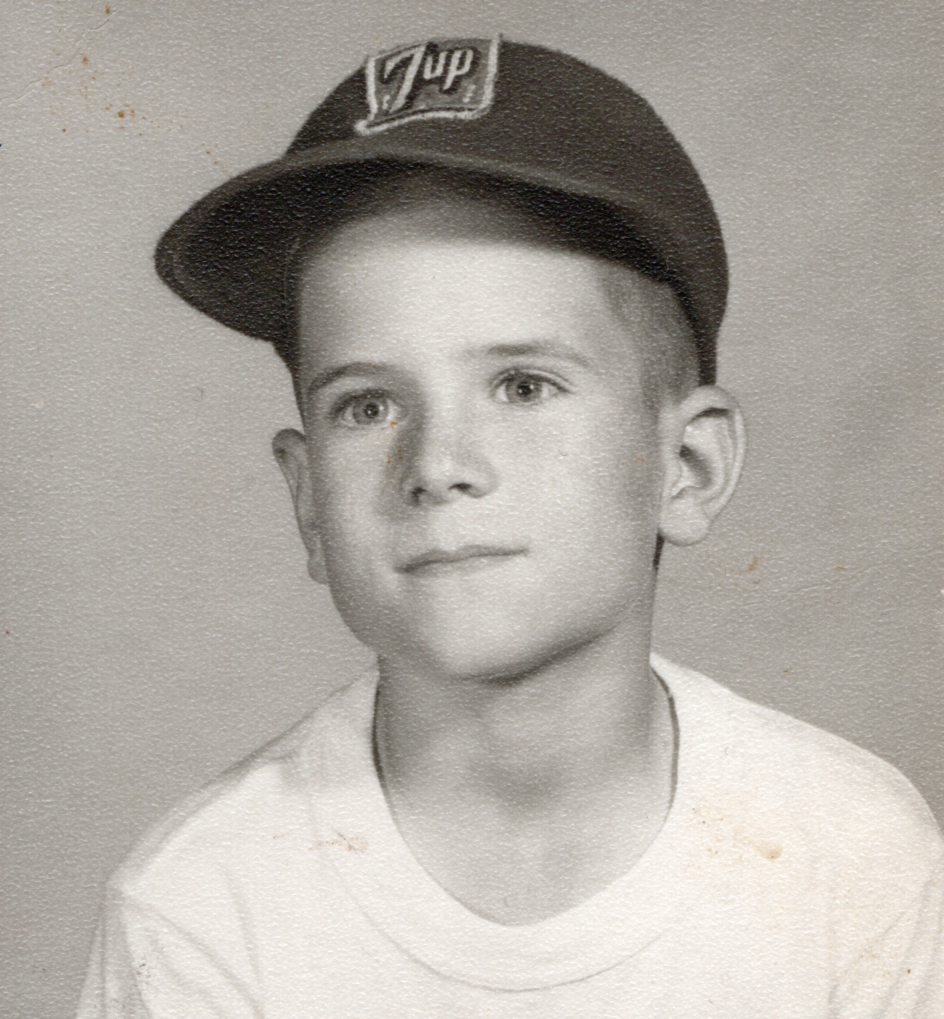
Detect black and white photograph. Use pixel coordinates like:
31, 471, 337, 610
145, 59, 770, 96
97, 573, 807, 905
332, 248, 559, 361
2, 2, 942, 1015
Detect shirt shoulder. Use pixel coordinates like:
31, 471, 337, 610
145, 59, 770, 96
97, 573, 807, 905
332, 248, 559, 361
82, 673, 382, 1016
653, 653, 944, 964
110, 673, 373, 907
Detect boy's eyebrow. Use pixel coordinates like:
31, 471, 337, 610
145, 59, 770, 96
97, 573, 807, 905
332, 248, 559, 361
476, 341, 593, 368
307, 342, 593, 397
307, 361, 391, 396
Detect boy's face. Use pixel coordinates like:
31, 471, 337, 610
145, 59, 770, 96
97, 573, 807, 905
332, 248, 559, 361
284, 198, 680, 682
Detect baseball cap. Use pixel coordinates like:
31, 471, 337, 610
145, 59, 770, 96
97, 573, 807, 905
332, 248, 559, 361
155, 37, 726, 382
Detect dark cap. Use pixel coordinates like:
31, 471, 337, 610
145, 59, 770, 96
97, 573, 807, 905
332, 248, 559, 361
156, 38, 727, 382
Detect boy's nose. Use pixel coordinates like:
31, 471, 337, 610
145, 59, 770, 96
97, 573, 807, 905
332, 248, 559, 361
398, 412, 497, 506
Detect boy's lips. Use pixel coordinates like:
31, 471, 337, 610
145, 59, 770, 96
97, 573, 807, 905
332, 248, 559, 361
397, 545, 526, 576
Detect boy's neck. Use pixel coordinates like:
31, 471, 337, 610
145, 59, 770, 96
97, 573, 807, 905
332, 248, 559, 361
372, 621, 676, 923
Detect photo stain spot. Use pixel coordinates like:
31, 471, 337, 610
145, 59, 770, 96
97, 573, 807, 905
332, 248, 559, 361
315, 835, 368, 853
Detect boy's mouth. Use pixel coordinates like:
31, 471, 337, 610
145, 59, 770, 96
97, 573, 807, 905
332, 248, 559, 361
398, 545, 526, 576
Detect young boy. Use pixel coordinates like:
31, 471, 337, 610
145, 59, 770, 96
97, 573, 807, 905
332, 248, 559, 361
79, 38, 943, 1017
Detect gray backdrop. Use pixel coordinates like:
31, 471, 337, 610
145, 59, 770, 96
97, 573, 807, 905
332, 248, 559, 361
2, 1, 941, 1015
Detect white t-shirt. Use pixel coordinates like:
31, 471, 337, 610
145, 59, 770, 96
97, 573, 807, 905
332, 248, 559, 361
78, 655, 944, 1017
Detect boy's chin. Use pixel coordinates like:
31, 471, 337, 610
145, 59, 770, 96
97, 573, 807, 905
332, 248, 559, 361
375, 615, 622, 689
381, 644, 554, 688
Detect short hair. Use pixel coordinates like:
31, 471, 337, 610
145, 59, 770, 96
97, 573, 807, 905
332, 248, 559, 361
283, 164, 700, 413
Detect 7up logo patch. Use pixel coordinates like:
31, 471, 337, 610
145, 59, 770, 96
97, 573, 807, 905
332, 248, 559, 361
356, 38, 499, 134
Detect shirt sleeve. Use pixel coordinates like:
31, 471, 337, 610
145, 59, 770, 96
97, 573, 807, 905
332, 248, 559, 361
76, 892, 262, 1019
834, 864, 944, 1018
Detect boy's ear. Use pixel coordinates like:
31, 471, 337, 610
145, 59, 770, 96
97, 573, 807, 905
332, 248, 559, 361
657, 386, 746, 547
271, 428, 329, 585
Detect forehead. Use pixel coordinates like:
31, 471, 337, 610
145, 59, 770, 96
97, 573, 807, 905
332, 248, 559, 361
295, 193, 673, 381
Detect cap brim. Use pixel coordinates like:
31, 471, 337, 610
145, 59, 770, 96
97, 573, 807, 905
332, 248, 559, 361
156, 135, 704, 349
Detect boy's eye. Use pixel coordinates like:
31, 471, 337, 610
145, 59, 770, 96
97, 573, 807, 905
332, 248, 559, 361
495, 373, 561, 405
336, 392, 399, 427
